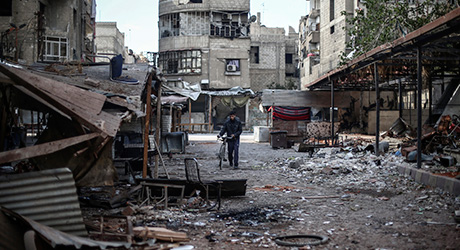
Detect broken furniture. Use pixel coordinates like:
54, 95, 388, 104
184, 158, 222, 210
139, 182, 185, 209
88, 215, 133, 243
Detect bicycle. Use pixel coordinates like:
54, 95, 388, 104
217, 136, 230, 170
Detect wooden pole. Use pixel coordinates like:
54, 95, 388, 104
188, 98, 192, 132
142, 73, 153, 179
208, 95, 212, 132
155, 81, 162, 178
374, 63, 380, 156
417, 46, 422, 169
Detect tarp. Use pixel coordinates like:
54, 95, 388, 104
202, 86, 254, 97
271, 106, 311, 121
162, 81, 201, 101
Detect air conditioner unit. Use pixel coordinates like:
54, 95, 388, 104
223, 14, 232, 20
226, 64, 237, 72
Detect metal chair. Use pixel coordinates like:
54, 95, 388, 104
184, 158, 221, 210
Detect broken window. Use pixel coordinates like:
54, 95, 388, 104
159, 13, 180, 38
210, 12, 249, 38
0, 0, 13, 16
285, 54, 293, 64
43, 36, 68, 62
250, 46, 259, 64
225, 59, 240, 73
159, 50, 202, 74
330, 0, 335, 21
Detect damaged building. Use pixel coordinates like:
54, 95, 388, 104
158, 0, 252, 130
158, 0, 303, 131
0, 0, 96, 64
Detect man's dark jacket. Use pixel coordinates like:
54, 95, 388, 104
219, 117, 243, 139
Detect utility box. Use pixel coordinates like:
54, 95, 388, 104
254, 126, 269, 142
270, 130, 287, 148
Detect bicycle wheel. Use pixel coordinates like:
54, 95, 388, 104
218, 144, 226, 170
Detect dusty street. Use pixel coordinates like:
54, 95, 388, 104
122, 133, 460, 249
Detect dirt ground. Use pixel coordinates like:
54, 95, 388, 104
83, 133, 460, 249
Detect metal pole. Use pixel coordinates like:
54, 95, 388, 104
417, 46, 422, 169
155, 81, 162, 178
374, 63, 380, 155
208, 95, 213, 132
142, 73, 152, 179
398, 78, 403, 118
331, 80, 334, 145
428, 76, 432, 125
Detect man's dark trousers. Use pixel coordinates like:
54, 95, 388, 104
227, 137, 240, 167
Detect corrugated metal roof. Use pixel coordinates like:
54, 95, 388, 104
0, 168, 87, 236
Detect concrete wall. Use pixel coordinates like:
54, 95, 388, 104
95, 22, 125, 61
208, 37, 251, 89
0, 0, 93, 64
299, 0, 355, 89
159, 0, 250, 14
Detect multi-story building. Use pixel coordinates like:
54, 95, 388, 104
249, 13, 299, 92
158, 0, 251, 90
94, 22, 125, 62
299, 0, 356, 89
158, 0, 252, 128
0, 0, 96, 64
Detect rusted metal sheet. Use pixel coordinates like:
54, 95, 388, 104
305, 7, 460, 89
1, 207, 141, 249
0, 64, 121, 137
0, 168, 87, 236
0, 133, 99, 165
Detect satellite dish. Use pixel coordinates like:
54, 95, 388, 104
249, 15, 257, 23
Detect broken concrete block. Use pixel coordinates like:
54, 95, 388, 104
84, 77, 100, 87
439, 156, 456, 167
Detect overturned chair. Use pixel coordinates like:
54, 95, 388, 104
184, 158, 222, 211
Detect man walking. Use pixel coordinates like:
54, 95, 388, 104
218, 110, 242, 169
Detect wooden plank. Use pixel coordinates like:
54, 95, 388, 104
0, 64, 120, 137
0, 133, 99, 164
2, 66, 106, 114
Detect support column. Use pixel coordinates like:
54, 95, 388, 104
143, 73, 152, 179
331, 80, 335, 145
155, 81, 162, 178
374, 63, 380, 156
417, 46, 422, 169
398, 78, 403, 118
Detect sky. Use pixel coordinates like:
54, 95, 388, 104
96, 0, 309, 53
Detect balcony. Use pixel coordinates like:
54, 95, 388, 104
309, 8, 320, 19
307, 30, 320, 44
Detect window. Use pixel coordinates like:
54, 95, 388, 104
190, 0, 203, 3
0, 0, 12, 16
250, 46, 259, 64
210, 12, 249, 38
159, 50, 202, 74
43, 36, 68, 61
285, 54, 293, 64
225, 59, 240, 74
330, 25, 335, 34
330, 0, 335, 21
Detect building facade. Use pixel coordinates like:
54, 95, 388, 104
94, 22, 125, 62
299, 0, 356, 90
0, 0, 96, 64
249, 13, 300, 92
158, 0, 251, 90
